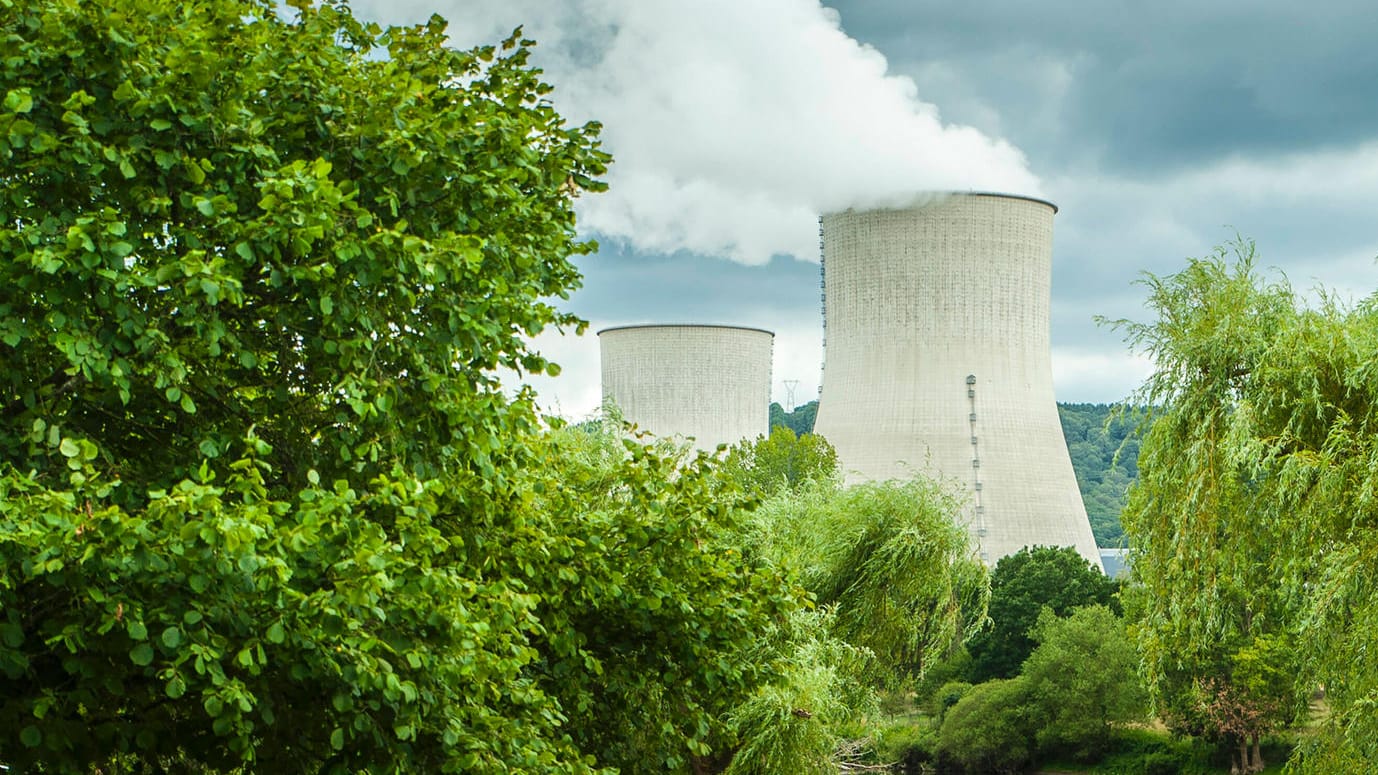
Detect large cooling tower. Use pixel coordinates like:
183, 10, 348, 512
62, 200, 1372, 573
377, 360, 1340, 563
599, 324, 773, 451
812, 193, 1101, 569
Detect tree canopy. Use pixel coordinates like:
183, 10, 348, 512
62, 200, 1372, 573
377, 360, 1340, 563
0, 0, 817, 771
1116, 238, 1372, 772
965, 545, 1118, 682
723, 426, 838, 498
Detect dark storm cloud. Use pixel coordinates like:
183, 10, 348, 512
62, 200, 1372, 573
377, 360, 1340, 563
825, 0, 1378, 172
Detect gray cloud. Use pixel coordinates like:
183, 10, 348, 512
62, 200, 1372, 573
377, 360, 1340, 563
826, 0, 1378, 172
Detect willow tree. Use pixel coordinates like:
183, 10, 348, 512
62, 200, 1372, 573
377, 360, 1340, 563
1114, 239, 1378, 772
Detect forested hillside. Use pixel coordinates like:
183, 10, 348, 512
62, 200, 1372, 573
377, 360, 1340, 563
1056, 404, 1143, 547
769, 401, 1141, 547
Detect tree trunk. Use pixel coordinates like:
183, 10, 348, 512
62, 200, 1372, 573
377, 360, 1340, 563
1249, 733, 1265, 773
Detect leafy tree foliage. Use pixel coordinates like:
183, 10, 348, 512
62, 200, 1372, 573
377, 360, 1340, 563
1113, 239, 1367, 772
1022, 605, 1148, 758
721, 609, 866, 775
750, 478, 989, 685
965, 545, 1118, 682
723, 426, 838, 497
1057, 403, 1146, 547
935, 677, 1037, 774
0, 0, 604, 497
0, 0, 803, 771
768, 400, 818, 437
520, 424, 806, 773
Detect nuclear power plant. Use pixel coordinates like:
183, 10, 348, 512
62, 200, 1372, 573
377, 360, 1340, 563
811, 192, 1102, 568
598, 324, 774, 451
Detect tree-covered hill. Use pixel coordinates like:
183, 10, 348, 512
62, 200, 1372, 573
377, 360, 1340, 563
1056, 403, 1144, 548
769, 401, 1142, 547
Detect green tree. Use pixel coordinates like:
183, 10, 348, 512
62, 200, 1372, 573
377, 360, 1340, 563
0, 0, 605, 497
519, 423, 806, 773
749, 478, 989, 684
768, 400, 818, 437
724, 426, 838, 497
720, 474, 987, 773
966, 545, 1118, 682
1111, 239, 1352, 772
1022, 605, 1148, 759
935, 677, 1037, 774
0, 0, 790, 772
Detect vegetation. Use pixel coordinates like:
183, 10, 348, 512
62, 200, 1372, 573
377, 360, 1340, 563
0, 0, 809, 771
1058, 403, 1145, 547
1115, 237, 1376, 773
1021, 605, 1148, 758
769, 400, 818, 438
965, 545, 1119, 682
723, 426, 838, 498
716, 431, 990, 773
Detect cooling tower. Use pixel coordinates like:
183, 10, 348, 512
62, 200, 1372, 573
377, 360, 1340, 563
812, 193, 1101, 569
598, 324, 773, 451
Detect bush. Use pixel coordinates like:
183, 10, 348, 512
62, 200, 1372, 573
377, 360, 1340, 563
929, 681, 973, 720
936, 677, 1037, 774
1090, 728, 1215, 775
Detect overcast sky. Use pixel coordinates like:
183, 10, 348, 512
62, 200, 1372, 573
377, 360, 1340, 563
352, 0, 1378, 417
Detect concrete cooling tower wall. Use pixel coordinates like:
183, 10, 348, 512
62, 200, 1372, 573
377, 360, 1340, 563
598, 324, 774, 451
812, 193, 1101, 569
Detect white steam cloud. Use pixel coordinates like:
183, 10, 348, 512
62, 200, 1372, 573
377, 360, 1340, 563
351, 0, 1041, 264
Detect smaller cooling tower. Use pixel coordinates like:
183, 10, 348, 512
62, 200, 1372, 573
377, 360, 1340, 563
598, 324, 774, 450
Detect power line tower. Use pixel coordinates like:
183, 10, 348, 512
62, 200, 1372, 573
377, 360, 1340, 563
782, 379, 800, 411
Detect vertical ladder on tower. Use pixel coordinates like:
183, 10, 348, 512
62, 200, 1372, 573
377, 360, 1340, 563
967, 374, 988, 563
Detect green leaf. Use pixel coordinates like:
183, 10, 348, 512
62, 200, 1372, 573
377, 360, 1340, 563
331, 728, 345, 750
161, 626, 182, 648
320, 295, 333, 316
150, 118, 173, 131
20, 725, 41, 747
127, 621, 148, 641
130, 643, 155, 666
4, 89, 33, 114
59, 437, 80, 457
166, 675, 186, 699
266, 621, 286, 644
0, 622, 23, 648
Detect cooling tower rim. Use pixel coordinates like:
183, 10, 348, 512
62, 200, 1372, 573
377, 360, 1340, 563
597, 323, 775, 338
824, 190, 1058, 216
